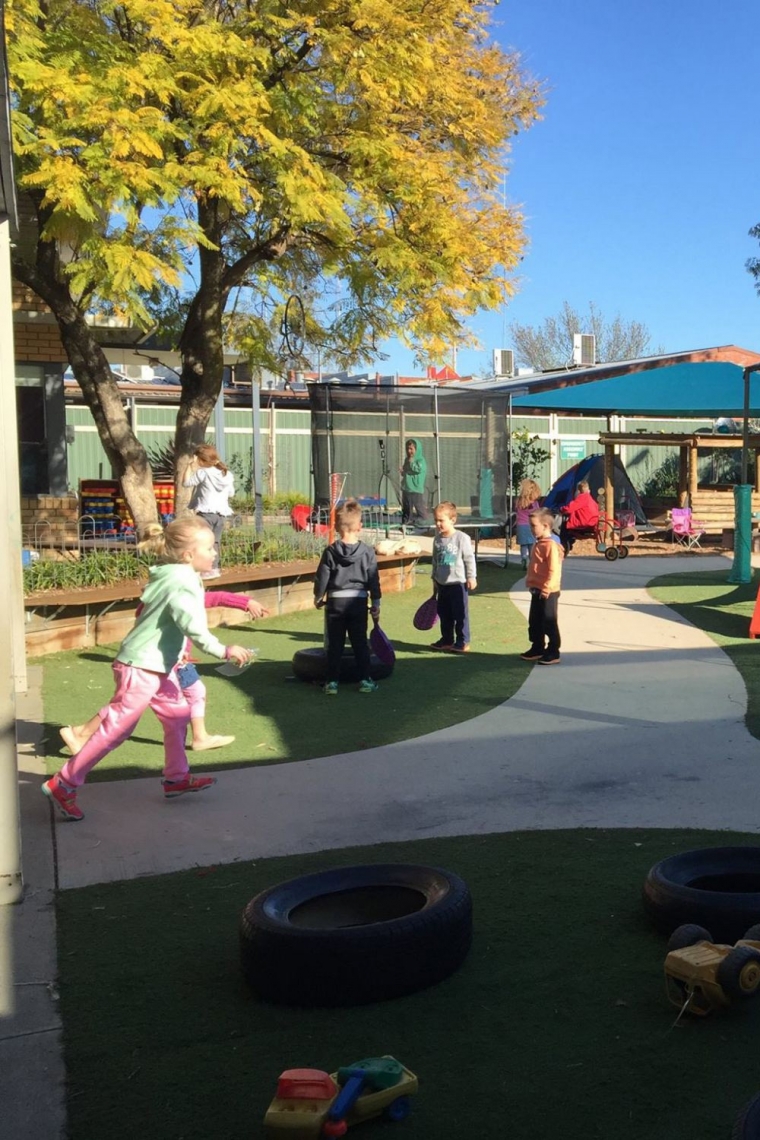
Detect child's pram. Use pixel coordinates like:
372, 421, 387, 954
593, 510, 638, 561
557, 509, 637, 561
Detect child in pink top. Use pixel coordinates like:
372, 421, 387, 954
59, 589, 268, 756
514, 479, 542, 569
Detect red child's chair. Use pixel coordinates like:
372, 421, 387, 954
290, 504, 312, 532
290, 504, 330, 537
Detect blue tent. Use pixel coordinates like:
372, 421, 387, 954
544, 454, 648, 527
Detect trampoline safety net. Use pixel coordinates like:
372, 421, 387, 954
309, 383, 510, 526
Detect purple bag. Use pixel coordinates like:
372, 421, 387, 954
369, 617, 396, 666
413, 594, 439, 631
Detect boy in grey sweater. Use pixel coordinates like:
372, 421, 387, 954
430, 501, 477, 653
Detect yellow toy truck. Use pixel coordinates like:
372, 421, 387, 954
263, 1055, 418, 1138
664, 923, 760, 1015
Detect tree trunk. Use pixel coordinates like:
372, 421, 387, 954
55, 315, 159, 536
174, 204, 226, 515
12, 249, 159, 536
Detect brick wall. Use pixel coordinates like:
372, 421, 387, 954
13, 320, 67, 363
21, 494, 79, 546
12, 280, 67, 362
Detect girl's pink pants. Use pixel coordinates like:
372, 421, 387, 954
60, 663, 191, 787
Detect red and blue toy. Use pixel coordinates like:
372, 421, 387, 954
263, 1055, 418, 1138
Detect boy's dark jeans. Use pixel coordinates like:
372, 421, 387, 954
528, 589, 561, 655
437, 582, 470, 646
326, 597, 372, 682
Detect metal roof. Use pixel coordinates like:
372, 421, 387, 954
451, 345, 760, 417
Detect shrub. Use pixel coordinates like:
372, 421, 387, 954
23, 525, 326, 595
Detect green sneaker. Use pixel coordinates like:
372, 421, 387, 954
359, 679, 379, 693
324, 681, 338, 695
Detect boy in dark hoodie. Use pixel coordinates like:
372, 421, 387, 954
314, 499, 382, 695
400, 437, 429, 525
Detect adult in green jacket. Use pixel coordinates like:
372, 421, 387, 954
400, 437, 429, 525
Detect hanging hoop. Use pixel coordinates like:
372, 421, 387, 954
281, 294, 306, 358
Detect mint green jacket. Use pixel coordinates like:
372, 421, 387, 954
116, 563, 228, 674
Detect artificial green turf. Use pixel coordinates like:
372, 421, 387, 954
649, 570, 760, 739
56, 828, 760, 1140
41, 561, 527, 780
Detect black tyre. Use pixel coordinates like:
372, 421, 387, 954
618, 544, 629, 559
744, 925, 760, 942
604, 547, 619, 561
666, 924, 713, 952
716, 946, 760, 999
643, 847, 760, 944
291, 647, 394, 684
240, 864, 472, 1007
733, 1092, 760, 1140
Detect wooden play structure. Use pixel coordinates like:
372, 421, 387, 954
598, 431, 760, 537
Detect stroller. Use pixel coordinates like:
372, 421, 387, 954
593, 509, 638, 561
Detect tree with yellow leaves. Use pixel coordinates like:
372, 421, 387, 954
7, 0, 542, 532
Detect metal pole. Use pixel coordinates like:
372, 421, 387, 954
507, 392, 513, 567
251, 380, 263, 532
433, 385, 441, 507
0, 216, 24, 904
213, 385, 226, 462
742, 366, 753, 485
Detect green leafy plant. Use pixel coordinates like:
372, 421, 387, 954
24, 525, 326, 596
144, 441, 178, 479
230, 491, 311, 514
227, 453, 254, 497
23, 549, 155, 593
642, 454, 680, 499
510, 429, 550, 489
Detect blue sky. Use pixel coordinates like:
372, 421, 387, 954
380, 0, 760, 377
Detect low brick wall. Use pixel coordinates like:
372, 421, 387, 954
23, 554, 418, 657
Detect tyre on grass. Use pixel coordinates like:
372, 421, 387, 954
733, 1092, 760, 1140
291, 647, 394, 684
240, 863, 472, 1006
643, 847, 760, 944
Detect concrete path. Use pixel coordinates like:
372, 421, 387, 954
48, 553, 760, 888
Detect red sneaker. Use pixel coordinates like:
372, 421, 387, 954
162, 774, 217, 799
42, 775, 84, 821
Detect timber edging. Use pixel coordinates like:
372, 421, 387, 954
24, 554, 419, 657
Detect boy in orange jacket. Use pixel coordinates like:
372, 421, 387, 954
521, 507, 563, 665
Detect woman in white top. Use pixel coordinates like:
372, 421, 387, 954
183, 444, 235, 579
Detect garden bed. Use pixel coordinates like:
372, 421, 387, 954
24, 553, 418, 656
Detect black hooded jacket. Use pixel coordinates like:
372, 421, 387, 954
314, 540, 381, 603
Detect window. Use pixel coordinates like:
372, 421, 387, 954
16, 364, 47, 494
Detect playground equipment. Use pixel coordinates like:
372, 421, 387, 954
263, 1055, 418, 1138
664, 923, 760, 1015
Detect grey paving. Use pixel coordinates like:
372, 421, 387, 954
1, 667, 65, 1140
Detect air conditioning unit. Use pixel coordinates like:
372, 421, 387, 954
572, 333, 596, 367
492, 348, 515, 378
